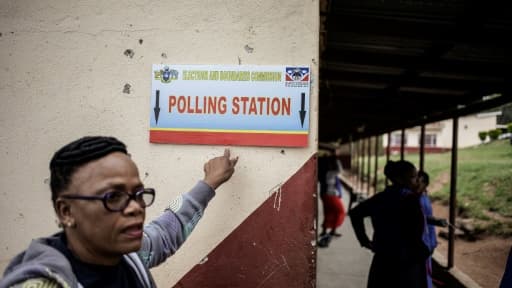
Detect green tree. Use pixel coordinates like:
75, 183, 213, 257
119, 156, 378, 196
508, 123, 512, 133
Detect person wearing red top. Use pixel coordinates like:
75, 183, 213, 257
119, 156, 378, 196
318, 155, 346, 247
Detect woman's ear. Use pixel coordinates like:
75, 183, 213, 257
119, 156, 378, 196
54, 198, 74, 228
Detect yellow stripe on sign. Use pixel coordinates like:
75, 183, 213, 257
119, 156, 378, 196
149, 128, 308, 135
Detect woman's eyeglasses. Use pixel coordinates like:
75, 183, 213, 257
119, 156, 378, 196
60, 188, 155, 212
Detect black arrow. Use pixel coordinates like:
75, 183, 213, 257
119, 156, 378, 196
154, 90, 161, 125
299, 92, 307, 128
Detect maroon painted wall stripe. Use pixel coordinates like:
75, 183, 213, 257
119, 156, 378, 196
174, 155, 317, 288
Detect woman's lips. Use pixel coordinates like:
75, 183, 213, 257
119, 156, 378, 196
122, 224, 143, 238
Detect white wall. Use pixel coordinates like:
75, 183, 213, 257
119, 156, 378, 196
382, 114, 499, 149
455, 114, 499, 147
434, 114, 499, 148
0, 1, 319, 285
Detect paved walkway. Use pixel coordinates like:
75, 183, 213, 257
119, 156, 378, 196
316, 190, 373, 288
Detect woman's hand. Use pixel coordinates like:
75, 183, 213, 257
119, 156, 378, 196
203, 149, 238, 190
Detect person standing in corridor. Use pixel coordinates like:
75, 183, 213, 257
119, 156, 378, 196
318, 154, 346, 247
350, 160, 429, 288
418, 170, 447, 288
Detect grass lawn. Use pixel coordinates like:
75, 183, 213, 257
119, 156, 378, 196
359, 139, 512, 236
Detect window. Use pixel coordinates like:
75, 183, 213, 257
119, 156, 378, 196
419, 134, 437, 147
391, 133, 407, 146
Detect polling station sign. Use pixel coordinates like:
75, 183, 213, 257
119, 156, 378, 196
150, 65, 310, 147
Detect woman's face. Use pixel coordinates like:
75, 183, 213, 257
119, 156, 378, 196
406, 169, 419, 192
397, 168, 419, 192
61, 152, 145, 262
417, 175, 428, 193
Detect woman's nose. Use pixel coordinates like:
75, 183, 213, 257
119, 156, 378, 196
123, 198, 144, 215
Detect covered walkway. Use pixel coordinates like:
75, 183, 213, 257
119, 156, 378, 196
316, 172, 483, 288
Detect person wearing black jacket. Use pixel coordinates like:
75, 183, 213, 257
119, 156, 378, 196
350, 160, 428, 288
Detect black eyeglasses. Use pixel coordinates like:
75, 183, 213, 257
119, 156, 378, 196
60, 188, 156, 212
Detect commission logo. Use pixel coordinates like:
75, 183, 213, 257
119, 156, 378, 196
285, 67, 309, 88
154, 66, 179, 83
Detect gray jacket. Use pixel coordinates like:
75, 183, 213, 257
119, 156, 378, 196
0, 181, 215, 288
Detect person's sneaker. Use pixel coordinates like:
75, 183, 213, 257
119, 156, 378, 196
330, 232, 342, 237
317, 234, 332, 248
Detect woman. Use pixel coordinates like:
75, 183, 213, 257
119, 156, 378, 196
318, 155, 346, 244
418, 170, 448, 288
0, 136, 238, 287
349, 160, 428, 288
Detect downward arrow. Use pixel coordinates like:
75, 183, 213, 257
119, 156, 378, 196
299, 92, 307, 128
154, 90, 161, 125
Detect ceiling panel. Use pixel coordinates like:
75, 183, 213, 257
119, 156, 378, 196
319, 0, 511, 143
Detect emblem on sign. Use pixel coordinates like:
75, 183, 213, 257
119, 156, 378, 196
154, 66, 179, 83
285, 67, 309, 87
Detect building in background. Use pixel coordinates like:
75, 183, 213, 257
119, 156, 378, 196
383, 111, 502, 154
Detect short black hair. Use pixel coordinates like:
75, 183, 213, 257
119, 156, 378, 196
383, 160, 416, 184
49, 136, 128, 203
